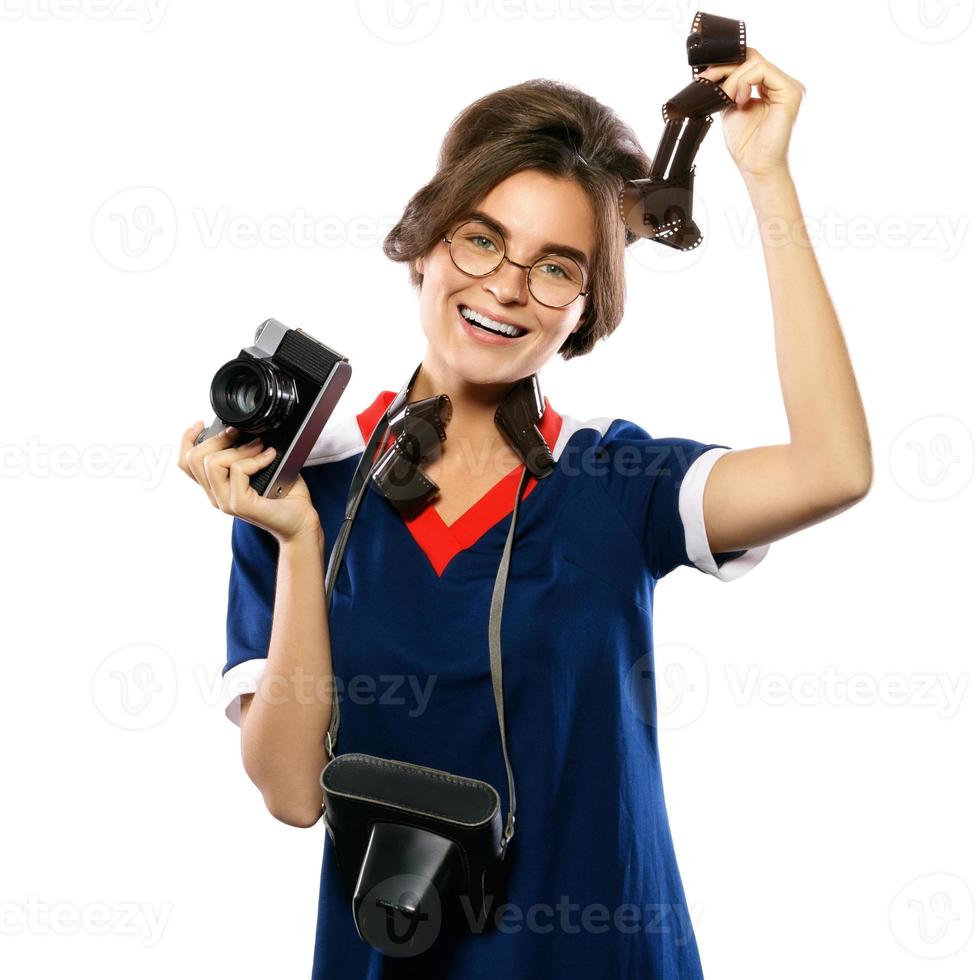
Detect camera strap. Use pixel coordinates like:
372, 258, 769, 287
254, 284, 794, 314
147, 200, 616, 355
321, 366, 545, 851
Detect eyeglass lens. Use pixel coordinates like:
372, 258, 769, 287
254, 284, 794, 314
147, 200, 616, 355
448, 220, 584, 307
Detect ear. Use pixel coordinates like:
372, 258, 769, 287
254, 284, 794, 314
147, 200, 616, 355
414, 256, 424, 276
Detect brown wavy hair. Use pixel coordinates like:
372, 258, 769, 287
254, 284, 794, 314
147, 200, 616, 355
382, 78, 651, 360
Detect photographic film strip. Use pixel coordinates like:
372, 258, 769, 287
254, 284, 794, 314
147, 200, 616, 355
619, 11, 747, 251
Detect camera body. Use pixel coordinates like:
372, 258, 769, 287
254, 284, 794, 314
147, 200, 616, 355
195, 318, 351, 498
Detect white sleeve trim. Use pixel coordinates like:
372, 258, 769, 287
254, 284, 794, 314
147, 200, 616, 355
219, 657, 267, 727
678, 447, 770, 582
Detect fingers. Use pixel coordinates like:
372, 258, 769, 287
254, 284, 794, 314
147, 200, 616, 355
177, 421, 205, 481
227, 444, 277, 514
180, 423, 242, 508
203, 438, 269, 512
177, 416, 278, 514
696, 48, 804, 108
731, 62, 800, 108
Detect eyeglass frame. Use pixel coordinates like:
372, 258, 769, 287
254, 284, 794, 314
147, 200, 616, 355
441, 219, 591, 310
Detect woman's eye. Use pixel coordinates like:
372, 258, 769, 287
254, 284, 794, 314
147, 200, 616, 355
470, 236, 497, 251
540, 263, 569, 279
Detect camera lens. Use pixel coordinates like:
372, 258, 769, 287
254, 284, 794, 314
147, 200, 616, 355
227, 374, 263, 416
210, 356, 299, 434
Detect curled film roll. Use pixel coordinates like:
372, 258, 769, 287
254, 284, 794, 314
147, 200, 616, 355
619, 11, 746, 251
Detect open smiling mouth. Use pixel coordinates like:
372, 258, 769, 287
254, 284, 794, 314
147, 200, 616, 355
457, 304, 528, 339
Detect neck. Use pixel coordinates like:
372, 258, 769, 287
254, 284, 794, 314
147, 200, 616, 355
406, 354, 528, 468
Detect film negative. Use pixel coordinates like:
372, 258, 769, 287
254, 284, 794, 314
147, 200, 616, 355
619, 11, 746, 251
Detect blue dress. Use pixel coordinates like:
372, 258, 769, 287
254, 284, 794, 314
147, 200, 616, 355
220, 386, 770, 978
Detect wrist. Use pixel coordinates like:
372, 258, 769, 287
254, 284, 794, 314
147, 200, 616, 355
742, 165, 794, 193
278, 516, 324, 553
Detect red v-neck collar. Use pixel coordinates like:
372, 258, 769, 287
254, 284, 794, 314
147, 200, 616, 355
355, 388, 562, 577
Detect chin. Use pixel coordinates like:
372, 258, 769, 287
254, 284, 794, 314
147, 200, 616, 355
454, 356, 522, 386
446, 344, 529, 386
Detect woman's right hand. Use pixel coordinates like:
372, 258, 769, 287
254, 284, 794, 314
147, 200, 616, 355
178, 421, 321, 546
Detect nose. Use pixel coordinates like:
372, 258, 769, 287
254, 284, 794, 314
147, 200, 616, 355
484, 256, 529, 306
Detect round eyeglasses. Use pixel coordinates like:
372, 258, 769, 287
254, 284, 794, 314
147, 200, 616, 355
442, 219, 590, 309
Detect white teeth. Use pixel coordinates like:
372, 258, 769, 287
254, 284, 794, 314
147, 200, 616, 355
460, 305, 525, 337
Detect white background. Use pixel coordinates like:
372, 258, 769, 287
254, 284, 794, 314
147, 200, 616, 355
2, 0, 977, 977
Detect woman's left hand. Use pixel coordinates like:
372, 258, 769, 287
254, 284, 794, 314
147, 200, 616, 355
695, 47, 805, 181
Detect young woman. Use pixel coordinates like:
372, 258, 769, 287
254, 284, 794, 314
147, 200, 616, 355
179, 52, 871, 980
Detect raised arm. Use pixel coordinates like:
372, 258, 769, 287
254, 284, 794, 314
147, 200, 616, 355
694, 49, 872, 555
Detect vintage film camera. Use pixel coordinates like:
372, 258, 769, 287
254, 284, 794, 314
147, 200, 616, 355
195, 318, 351, 498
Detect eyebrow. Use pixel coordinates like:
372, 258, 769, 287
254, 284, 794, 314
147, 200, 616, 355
461, 209, 591, 273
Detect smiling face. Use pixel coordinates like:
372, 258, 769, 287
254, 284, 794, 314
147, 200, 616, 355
413, 169, 596, 386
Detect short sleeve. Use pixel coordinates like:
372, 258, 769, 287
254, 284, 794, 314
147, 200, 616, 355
595, 420, 769, 581
218, 516, 279, 726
